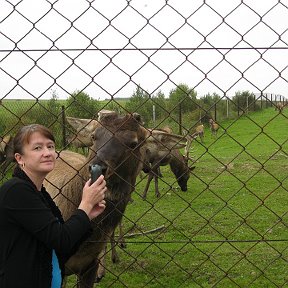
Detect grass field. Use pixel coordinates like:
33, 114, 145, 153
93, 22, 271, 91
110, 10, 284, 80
1, 102, 287, 287
63, 107, 288, 287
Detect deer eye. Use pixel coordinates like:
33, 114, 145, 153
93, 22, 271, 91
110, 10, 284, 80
129, 140, 138, 149
91, 133, 96, 141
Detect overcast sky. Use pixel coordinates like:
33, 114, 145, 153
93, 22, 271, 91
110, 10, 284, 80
1, 0, 288, 100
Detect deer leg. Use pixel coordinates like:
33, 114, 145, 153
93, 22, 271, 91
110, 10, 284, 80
142, 172, 154, 199
200, 133, 204, 143
78, 259, 99, 288
111, 230, 120, 263
184, 138, 191, 159
154, 171, 160, 198
95, 246, 106, 282
117, 220, 126, 249
157, 167, 163, 178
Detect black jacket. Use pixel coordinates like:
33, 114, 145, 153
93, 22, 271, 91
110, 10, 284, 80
0, 167, 92, 288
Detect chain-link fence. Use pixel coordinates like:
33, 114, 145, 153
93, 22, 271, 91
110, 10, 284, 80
1, 1, 288, 287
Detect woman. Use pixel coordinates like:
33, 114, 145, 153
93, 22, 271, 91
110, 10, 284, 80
0, 124, 107, 288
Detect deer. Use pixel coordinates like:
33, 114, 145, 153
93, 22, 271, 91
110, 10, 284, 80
65, 110, 118, 154
209, 118, 219, 137
142, 128, 195, 199
0, 135, 15, 174
44, 112, 188, 287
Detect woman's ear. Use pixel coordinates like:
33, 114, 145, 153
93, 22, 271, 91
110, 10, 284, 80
14, 153, 23, 165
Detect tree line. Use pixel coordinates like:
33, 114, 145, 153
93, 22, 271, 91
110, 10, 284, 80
0, 85, 282, 147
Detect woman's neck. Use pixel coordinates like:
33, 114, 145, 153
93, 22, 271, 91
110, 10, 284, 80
22, 169, 46, 191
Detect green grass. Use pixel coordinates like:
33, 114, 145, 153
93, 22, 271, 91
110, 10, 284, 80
62, 108, 288, 287
1, 102, 287, 287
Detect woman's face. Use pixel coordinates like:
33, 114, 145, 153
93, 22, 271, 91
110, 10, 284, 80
15, 132, 56, 176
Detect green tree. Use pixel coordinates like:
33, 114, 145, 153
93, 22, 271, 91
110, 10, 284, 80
16, 92, 64, 146
66, 90, 100, 119
125, 85, 153, 126
152, 90, 169, 121
232, 90, 257, 112
202, 92, 221, 107
168, 84, 197, 115
47, 90, 62, 117
21, 91, 62, 127
105, 100, 124, 114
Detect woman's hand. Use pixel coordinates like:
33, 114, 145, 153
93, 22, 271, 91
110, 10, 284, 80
88, 199, 106, 219
78, 175, 107, 220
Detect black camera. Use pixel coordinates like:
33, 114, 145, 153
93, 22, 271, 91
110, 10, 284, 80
90, 164, 102, 184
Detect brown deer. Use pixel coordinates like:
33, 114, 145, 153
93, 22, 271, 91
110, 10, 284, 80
275, 102, 286, 112
65, 116, 98, 154
0, 135, 14, 174
183, 123, 204, 161
44, 113, 187, 287
142, 128, 195, 199
209, 118, 219, 137
65, 111, 118, 154
195, 124, 204, 143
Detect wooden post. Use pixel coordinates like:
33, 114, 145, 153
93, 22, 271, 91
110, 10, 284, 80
179, 102, 182, 135
246, 95, 249, 113
61, 105, 66, 147
152, 105, 156, 127
237, 97, 240, 116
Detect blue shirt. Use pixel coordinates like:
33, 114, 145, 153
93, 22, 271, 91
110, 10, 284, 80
51, 250, 62, 288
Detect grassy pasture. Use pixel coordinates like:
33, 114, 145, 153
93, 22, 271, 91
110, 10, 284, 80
1, 101, 287, 287
64, 108, 288, 287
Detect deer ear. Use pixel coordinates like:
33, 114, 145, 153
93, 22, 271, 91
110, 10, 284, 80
182, 154, 188, 160
0, 135, 11, 152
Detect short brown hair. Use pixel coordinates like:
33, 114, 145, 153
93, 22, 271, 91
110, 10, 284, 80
13, 124, 55, 155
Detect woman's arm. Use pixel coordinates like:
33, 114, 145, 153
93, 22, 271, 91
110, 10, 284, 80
3, 181, 91, 254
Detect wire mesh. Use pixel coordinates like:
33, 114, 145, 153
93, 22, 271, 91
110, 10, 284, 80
0, 1, 288, 287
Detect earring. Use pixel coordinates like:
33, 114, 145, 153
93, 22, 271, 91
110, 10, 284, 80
21, 163, 25, 169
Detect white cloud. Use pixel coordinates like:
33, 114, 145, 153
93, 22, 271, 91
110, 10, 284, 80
0, 0, 287, 100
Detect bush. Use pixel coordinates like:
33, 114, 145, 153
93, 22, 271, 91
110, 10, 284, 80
66, 91, 100, 119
